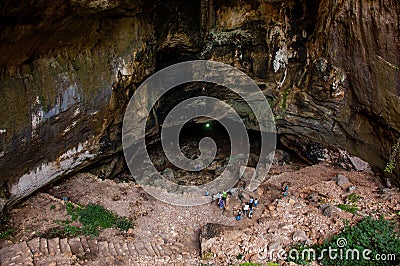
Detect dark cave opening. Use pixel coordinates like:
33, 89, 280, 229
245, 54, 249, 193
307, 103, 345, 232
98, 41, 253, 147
144, 119, 307, 186
84, 80, 309, 185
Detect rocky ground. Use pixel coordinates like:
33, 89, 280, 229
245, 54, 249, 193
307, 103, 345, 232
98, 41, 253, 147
0, 155, 399, 265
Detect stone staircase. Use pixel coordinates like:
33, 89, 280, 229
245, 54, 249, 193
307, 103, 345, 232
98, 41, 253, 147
0, 236, 198, 265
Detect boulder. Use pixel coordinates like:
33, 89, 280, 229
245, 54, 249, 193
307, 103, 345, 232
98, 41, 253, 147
349, 156, 370, 172
267, 241, 281, 252
320, 204, 341, 217
292, 230, 311, 245
333, 174, 352, 190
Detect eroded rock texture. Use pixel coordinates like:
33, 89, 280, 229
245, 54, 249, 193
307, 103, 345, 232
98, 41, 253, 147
0, 0, 399, 211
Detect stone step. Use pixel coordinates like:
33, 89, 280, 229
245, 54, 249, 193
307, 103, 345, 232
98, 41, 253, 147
150, 242, 160, 256
47, 237, 61, 255
134, 241, 148, 256
144, 241, 156, 256
0, 237, 198, 264
0, 241, 33, 266
98, 241, 111, 256
68, 237, 84, 255
127, 242, 138, 256
27, 237, 40, 255
59, 238, 72, 255
87, 238, 99, 255
108, 242, 118, 256
79, 236, 90, 252
119, 241, 130, 256
154, 243, 164, 256
39, 238, 49, 255
112, 241, 122, 255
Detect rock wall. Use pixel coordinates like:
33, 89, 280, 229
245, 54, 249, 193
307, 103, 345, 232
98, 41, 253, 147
0, 0, 156, 210
0, 0, 399, 211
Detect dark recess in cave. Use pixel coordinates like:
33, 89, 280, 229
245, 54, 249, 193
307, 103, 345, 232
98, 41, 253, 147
153, 0, 202, 70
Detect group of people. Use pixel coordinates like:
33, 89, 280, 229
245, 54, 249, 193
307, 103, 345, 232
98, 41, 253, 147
236, 196, 258, 221
207, 183, 290, 222
209, 190, 259, 221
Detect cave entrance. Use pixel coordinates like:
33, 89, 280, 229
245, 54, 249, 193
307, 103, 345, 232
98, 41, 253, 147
145, 122, 307, 187
145, 117, 283, 186
133, 79, 307, 186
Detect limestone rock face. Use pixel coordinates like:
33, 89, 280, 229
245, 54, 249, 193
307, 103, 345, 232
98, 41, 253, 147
0, 0, 399, 211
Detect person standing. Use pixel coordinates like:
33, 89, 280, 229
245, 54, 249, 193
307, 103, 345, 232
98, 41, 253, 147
217, 192, 222, 205
249, 196, 254, 210
222, 191, 227, 200
283, 184, 289, 197
222, 191, 227, 207
236, 209, 242, 221
243, 203, 249, 217
254, 198, 258, 207
219, 198, 225, 210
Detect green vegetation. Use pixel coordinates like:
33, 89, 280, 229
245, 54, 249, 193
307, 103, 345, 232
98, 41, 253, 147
336, 193, 362, 214
55, 203, 133, 237
238, 262, 263, 266
0, 228, 14, 239
385, 137, 400, 174
280, 86, 291, 111
287, 217, 400, 265
337, 203, 359, 214
347, 193, 362, 203
0, 214, 13, 240
50, 204, 56, 210
317, 216, 400, 265
115, 216, 133, 232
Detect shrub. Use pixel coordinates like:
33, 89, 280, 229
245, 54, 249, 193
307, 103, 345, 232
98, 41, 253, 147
78, 204, 116, 229
58, 203, 133, 237
115, 217, 133, 232
287, 217, 400, 265
337, 203, 359, 214
317, 217, 400, 265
